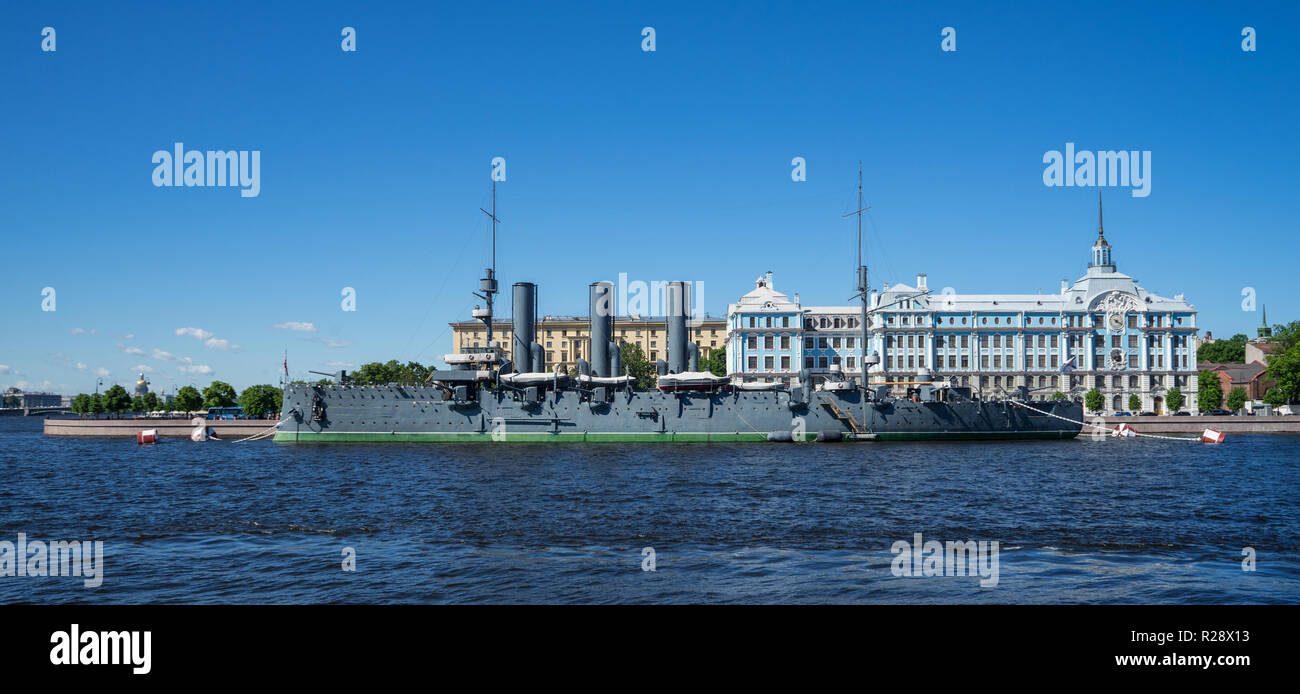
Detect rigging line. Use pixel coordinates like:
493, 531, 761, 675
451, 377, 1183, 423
402, 185, 492, 363
410, 299, 478, 363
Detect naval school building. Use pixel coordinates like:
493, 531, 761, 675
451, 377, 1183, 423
728, 225, 1201, 414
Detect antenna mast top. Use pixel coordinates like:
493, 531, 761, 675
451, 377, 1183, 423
476, 180, 502, 347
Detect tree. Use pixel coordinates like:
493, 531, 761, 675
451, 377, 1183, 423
1265, 342, 1300, 405
89, 393, 105, 416
1085, 388, 1104, 414
1263, 387, 1287, 407
238, 384, 284, 419
1270, 320, 1300, 353
102, 384, 131, 414
1197, 370, 1223, 410
1226, 386, 1248, 413
1127, 393, 1141, 411
1198, 333, 1248, 363
174, 386, 203, 412
71, 393, 90, 415
701, 345, 726, 376
1051, 391, 1068, 401
620, 342, 657, 389
142, 392, 159, 411
1166, 387, 1184, 413
130, 396, 145, 412
202, 381, 238, 408
352, 360, 431, 385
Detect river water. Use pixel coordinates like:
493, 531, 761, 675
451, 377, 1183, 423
1, 416, 1296, 603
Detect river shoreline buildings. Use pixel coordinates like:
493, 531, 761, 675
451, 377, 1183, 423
726, 216, 1202, 414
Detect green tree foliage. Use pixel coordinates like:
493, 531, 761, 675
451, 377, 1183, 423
130, 396, 145, 412
1166, 387, 1184, 413
89, 393, 105, 415
1197, 370, 1223, 410
1226, 386, 1248, 413
1265, 342, 1300, 405
142, 392, 160, 411
202, 381, 238, 408
1127, 393, 1141, 411
1270, 320, 1300, 353
1084, 388, 1104, 414
352, 360, 432, 385
1263, 387, 1287, 407
1197, 334, 1248, 363
620, 343, 657, 389
71, 393, 90, 414
174, 385, 203, 412
701, 345, 726, 376
102, 384, 131, 414
1051, 391, 1068, 401
238, 384, 284, 419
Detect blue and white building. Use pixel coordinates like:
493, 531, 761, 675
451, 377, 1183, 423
727, 222, 1201, 413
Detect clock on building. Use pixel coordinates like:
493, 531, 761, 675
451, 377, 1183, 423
1108, 312, 1125, 332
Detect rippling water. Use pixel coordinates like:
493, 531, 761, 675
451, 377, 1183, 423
1, 416, 1296, 604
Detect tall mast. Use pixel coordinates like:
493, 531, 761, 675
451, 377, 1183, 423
842, 163, 872, 429
478, 180, 501, 348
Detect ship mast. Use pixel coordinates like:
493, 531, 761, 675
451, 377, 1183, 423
476, 181, 501, 350
842, 163, 871, 426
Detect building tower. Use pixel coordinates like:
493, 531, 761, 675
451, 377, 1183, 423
1089, 192, 1115, 271
1259, 306, 1273, 339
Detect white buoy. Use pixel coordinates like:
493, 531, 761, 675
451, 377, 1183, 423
136, 429, 158, 445
1201, 428, 1226, 444
190, 417, 208, 441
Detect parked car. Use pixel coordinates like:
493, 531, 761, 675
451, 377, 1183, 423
1172, 411, 1191, 416
1138, 411, 1157, 416
1203, 409, 1233, 416
1112, 412, 1133, 417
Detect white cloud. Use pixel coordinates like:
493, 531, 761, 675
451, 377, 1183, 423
152, 349, 179, 362
307, 337, 352, 348
70, 328, 97, 336
175, 327, 213, 340
75, 362, 87, 372
131, 365, 155, 374
275, 321, 318, 332
120, 333, 135, 340
0, 365, 12, 375
204, 337, 239, 351
322, 361, 354, 368
93, 367, 110, 377
177, 364, 213, 375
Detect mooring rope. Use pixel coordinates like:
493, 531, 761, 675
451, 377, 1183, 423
1009, 400, 1202, 442
229, 424, 280, 443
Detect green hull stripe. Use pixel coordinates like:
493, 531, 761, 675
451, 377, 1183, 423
273, 429, 1077, 443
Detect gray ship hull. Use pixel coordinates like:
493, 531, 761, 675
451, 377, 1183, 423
274, 384, 1083, 442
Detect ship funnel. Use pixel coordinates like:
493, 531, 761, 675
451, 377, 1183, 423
512, 282, 537, 370
589, 282, 614, 377
609, 342, 622, 377
665, 281, 690, 374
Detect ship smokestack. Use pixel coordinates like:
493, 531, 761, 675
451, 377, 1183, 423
589, 282, 614, 377
665, 281, 689, 374
512, 282, 537, 372
609, 342, 622, 377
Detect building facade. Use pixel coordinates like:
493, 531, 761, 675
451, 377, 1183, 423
727, 223, 1202, 413
451, 315, 725, 374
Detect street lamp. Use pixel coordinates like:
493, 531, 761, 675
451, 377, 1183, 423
95, 378, 103, 394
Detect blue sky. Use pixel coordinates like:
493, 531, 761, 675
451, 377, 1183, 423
2, 1, 1296, 395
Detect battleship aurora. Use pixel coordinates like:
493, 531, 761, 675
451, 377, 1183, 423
274, 180, 1083, 443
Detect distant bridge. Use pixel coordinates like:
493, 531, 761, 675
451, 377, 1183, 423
0, 407, 72, 416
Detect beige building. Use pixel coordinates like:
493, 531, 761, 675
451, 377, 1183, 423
451, 315, 726, 373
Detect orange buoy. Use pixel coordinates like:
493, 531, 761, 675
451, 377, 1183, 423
1201, 428, 1226, 444
136, 429, 158, 445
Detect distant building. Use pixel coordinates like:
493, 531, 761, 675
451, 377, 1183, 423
1, 387, 62, 409
726, 203, 1203, 412
450, 315, 725, 374
1201, 339, 1278, 405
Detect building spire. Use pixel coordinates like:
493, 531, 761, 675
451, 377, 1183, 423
1097, 189, 1104, 240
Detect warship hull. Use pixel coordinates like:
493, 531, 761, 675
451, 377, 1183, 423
274, 384, 1082, 443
